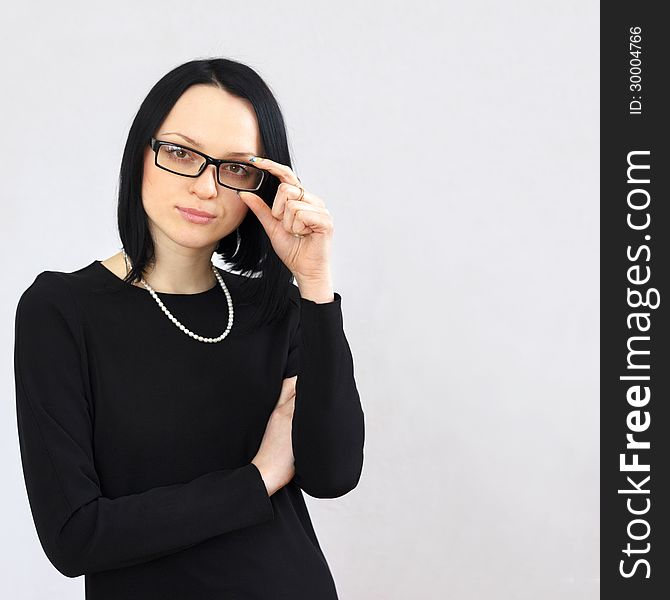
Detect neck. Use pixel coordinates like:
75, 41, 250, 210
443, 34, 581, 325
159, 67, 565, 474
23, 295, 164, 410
123, 250, 217, 294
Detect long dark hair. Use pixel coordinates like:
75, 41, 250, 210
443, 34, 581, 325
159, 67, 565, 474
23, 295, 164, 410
117, 57, 295, 331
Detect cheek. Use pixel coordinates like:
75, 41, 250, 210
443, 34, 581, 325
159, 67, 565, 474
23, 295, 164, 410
141, 166, 175, 215
140, 178, 163, 217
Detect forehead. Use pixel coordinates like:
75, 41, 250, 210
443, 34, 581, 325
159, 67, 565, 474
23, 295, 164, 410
158, 84, 262, 155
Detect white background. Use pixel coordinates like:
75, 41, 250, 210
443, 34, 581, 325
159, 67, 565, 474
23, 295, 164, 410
1, 1, 599, 598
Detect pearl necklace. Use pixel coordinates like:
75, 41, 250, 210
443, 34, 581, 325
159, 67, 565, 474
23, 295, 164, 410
123, 250, 234, 343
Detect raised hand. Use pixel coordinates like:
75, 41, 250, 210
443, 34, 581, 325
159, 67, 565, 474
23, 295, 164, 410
237, 157, 334, 287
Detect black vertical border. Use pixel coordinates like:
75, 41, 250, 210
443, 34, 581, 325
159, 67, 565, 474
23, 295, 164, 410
601, 3, 669, 598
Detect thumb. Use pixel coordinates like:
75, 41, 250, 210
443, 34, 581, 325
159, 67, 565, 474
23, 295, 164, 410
238, 191, 276, 234
276, 375, 298, 407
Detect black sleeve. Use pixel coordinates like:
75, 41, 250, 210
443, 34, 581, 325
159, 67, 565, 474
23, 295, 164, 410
285, 290, 366, 499
13, 272, 275, 578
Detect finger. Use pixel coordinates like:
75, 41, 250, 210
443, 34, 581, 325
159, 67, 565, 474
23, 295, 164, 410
249, 156, 301, 186
291, 207, 333, 237
283, 201, 330, 236
272, 183, 325, 220
271, 182, 302, 220
276, 385, 295, 407
280, 375, 297, 398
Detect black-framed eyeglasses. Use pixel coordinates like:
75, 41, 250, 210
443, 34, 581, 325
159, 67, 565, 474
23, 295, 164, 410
148, 137, 266, 192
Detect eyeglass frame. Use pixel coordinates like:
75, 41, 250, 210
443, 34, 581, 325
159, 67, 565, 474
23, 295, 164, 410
148, 137, 267, 192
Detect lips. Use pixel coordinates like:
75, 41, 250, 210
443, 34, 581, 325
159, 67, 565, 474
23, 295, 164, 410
177, 206, 216, 218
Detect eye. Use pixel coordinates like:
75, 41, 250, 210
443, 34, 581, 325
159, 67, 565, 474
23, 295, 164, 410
222, 163, 250, 176
165, 145, 198, 162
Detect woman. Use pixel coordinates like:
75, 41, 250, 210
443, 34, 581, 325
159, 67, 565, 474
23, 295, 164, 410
13, 58, 365, 599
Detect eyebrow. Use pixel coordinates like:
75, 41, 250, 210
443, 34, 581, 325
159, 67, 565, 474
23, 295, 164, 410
159, 131, 256, 159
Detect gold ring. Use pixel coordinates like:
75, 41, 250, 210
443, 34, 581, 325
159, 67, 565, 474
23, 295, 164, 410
293, 183, 306, 237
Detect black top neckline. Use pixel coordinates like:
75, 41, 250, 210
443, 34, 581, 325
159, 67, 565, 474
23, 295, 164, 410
92, 260, 221, 297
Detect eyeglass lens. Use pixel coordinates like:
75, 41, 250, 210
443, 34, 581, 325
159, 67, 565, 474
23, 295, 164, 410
156, 143, 263, 191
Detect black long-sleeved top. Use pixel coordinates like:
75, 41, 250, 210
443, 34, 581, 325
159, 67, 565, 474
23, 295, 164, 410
13, 259, 365, 599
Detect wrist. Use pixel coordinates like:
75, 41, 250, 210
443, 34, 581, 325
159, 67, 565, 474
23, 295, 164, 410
295, 276, 334, 303
251, 461, 274, 496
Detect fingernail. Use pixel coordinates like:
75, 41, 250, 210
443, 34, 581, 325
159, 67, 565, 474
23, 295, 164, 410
249, 156, 262, 163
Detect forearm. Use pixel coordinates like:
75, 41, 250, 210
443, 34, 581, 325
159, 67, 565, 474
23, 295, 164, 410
290, 292, 365, 498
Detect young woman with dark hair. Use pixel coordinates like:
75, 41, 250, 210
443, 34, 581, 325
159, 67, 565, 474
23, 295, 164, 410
14, 57, 365, 599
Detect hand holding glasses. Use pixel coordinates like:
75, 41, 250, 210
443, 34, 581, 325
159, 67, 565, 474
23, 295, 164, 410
148, 137, 266, 192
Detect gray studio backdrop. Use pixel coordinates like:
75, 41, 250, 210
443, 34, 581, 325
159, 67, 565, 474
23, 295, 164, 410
1, 1, 599, 598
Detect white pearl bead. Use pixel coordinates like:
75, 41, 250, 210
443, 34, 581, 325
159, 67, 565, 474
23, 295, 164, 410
138, 263, 235, 344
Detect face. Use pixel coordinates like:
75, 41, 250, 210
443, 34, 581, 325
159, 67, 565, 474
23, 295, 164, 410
141, 83, 264, 254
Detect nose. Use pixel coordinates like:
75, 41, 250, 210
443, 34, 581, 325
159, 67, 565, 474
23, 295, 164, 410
191, 164, 218, 198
